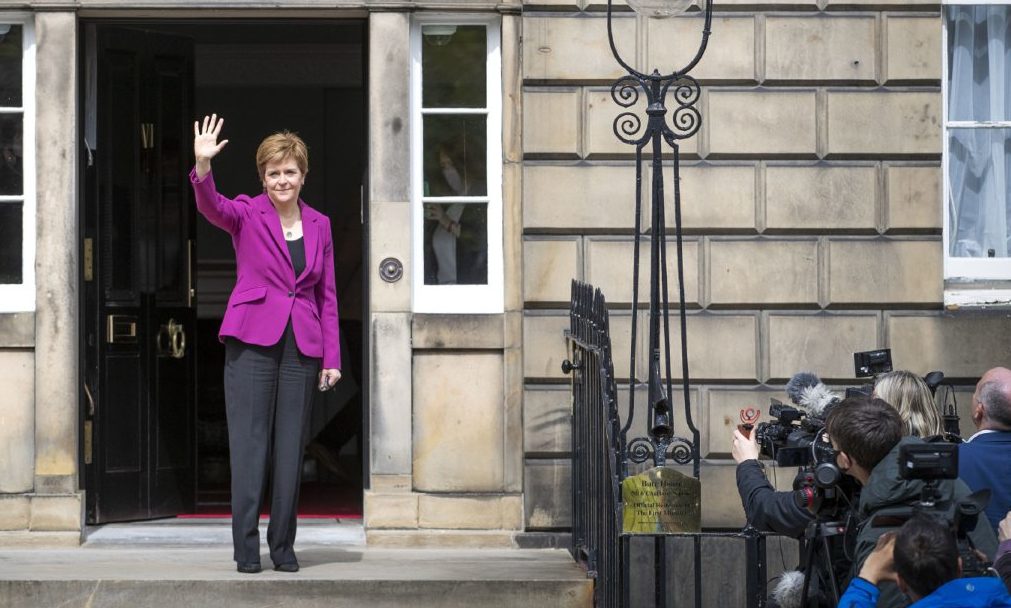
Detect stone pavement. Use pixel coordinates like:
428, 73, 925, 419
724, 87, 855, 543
0, 519, 592, 608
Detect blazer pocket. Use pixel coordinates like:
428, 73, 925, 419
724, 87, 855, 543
300, 299, 321, 322
231, 286, 267, 306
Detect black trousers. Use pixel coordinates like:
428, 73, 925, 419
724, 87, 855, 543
224, 322, 318, 565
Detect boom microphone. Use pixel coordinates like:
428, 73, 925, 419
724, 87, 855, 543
785, 372, 841, 418
786, 372, 821, 404
771, 570, 805, 608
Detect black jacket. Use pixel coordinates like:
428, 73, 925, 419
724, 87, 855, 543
736, 460, 814, 537
850, 437, 1000, 608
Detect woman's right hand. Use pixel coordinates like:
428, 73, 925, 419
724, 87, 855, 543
193, 114, 229, 178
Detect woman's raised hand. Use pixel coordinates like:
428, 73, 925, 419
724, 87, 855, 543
193, 114, 229, 178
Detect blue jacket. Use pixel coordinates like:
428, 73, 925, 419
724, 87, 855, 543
959, 431, 1011, 531
839, 576, 1011, 608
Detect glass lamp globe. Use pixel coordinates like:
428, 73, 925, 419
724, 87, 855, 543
626, 0, 694, 18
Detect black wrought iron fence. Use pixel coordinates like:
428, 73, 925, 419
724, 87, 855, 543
564, 280, 772, 608
565, 281, 623, 607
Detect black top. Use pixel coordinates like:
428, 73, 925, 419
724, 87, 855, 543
286, 236, 305, 278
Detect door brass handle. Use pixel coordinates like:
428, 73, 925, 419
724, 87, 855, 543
157, 318, 186, 359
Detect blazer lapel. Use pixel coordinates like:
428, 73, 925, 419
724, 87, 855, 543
257, 196, 293, 271
297, 206, 318, 284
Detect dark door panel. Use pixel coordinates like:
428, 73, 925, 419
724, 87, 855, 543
85, 26, 195, 524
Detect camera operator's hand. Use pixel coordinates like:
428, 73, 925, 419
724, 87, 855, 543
1000, 511, 1011, 543
858, 532, 897, 586
732, 428, 761, 464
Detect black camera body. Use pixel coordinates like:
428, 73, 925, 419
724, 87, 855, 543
755, 399, 837, 476
755, 397, 846, 523
875, 443, 992, 577
845, 349, 894, 398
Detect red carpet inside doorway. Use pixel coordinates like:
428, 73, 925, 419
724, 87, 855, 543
178, 482, 362, 519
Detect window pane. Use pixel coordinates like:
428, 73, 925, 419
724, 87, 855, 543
422, 25, 486, 108
0, 203, 23, 284
423, 115, 487, 197
946, 6, 1011, 122
948, 128, 1011, 258
423, 202, 487, 285
0, 115, 23, 195
0, 24, 22, 107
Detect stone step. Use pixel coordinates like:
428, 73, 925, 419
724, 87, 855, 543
0, 523, 592, 608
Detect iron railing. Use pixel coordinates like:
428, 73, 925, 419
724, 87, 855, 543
566, 281, 623, 606
565, 280, 771, 607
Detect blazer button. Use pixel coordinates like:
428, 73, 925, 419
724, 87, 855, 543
288, 291, 294, 297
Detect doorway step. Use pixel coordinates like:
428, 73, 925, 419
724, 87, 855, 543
0, 525, 592, 608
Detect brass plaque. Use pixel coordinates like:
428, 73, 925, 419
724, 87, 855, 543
622, 466, 701, 534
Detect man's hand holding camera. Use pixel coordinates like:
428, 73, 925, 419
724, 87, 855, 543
732, 427, 761, 464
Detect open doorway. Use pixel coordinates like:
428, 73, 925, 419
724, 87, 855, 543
81, 20, 367, 524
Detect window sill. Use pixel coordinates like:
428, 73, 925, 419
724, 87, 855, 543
943, 289, 1011, 310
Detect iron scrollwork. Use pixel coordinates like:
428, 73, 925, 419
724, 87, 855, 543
664, 75, 702, 142
626, 435, 695, 467
610, 72, 703, 150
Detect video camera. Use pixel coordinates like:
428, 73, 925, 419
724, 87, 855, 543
844, 349, 961, 439
845, 348, 894, 398
753, 372, 841, 482
872, 442, 992, 577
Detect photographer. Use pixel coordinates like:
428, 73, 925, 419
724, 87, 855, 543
732, 427, 814, 537
838, 515, 1011, 607
730, 368, 941, 538
826, 396, 999, 607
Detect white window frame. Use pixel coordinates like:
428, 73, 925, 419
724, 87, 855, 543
941, 0, 1011, 297
410, 15, 503, 314
0, 15, 35, 313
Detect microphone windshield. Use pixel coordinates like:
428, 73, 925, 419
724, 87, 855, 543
786, 372, 821, 405
799, 384, 841, 418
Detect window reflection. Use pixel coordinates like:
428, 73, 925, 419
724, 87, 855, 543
0, 115, 22, 196
947, 128, 1011, 258
0, 203, 22, 284
423, 115, 486, 197
0, 25, 23, 107
423, 203, 488, 285
422, 25, 486, 108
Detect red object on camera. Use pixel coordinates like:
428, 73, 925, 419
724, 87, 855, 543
738, 407, 761, 438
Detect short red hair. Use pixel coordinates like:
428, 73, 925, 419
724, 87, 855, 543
255, 131, 309, 180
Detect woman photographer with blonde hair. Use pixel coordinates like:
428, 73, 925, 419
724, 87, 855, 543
873, 370, 942, 438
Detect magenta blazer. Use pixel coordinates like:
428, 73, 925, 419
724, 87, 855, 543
190, 168, 341, 370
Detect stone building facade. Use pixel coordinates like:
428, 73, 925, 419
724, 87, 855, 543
0, 0, 1009, 547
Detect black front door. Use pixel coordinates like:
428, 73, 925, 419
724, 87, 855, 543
83, 26, 196, 523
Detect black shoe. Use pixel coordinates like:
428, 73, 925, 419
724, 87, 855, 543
236, 562, 262, 574
273, 562, 300, 572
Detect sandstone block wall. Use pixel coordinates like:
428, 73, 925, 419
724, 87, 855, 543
519, 5, 1011, 531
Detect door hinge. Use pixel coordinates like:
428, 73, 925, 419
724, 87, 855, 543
140, 123, 155, 150
187, 239, 195, 307
84, 420, 93, 465
83, 238, 94, 282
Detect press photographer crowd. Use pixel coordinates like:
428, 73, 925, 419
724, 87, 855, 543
730, 351, 1011, 608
